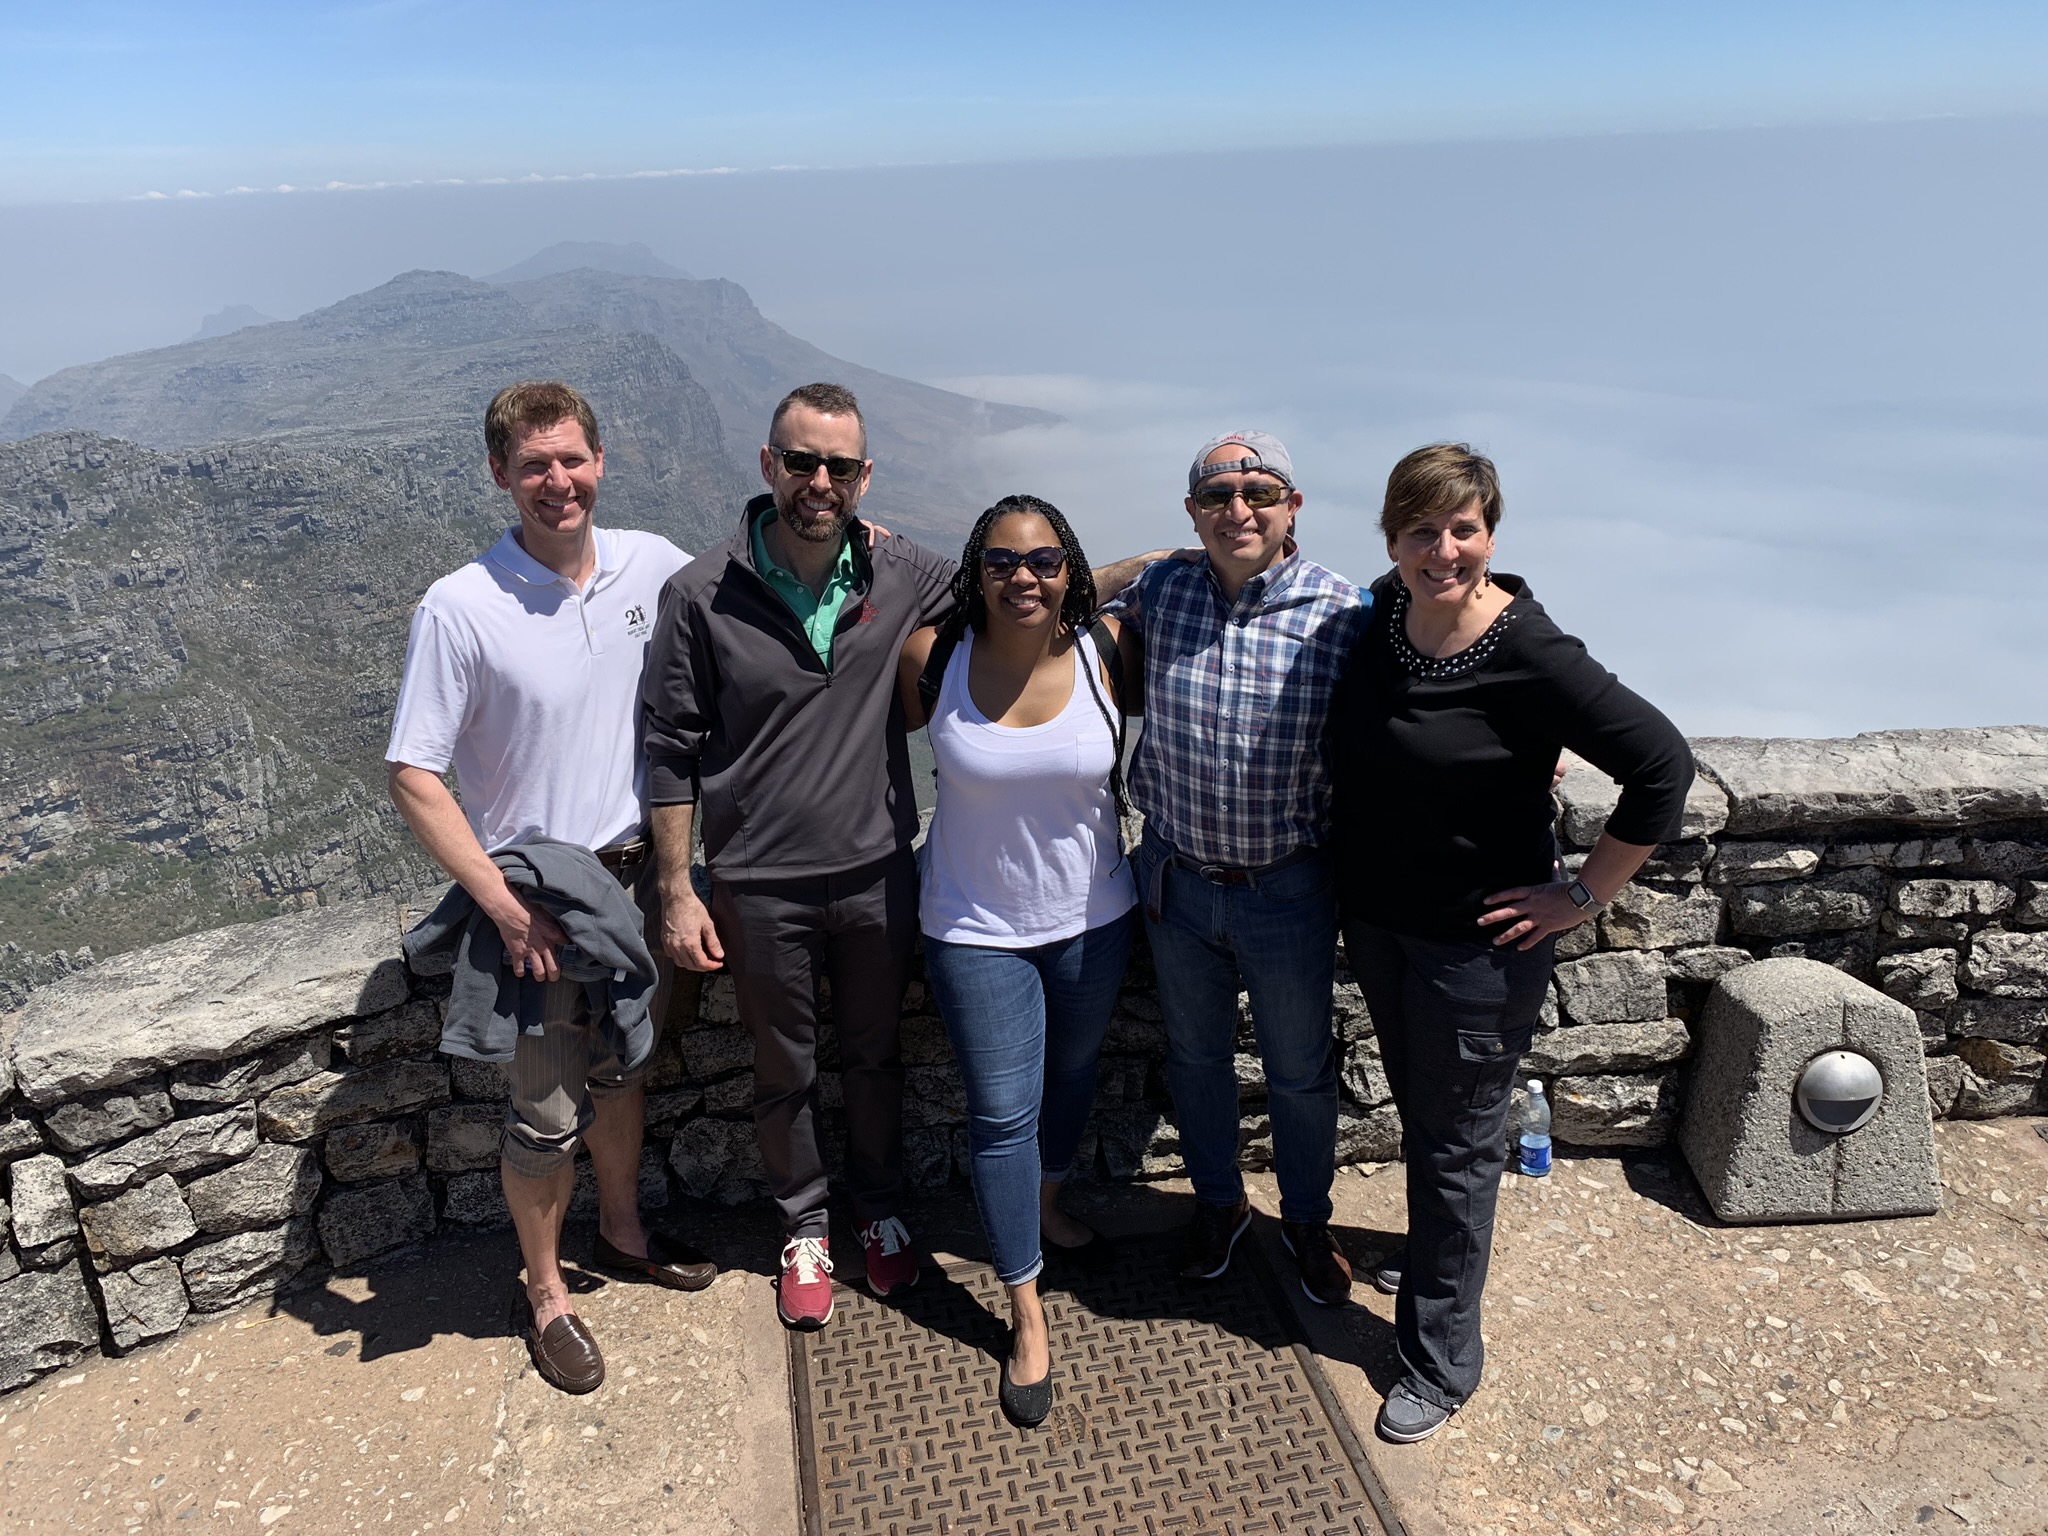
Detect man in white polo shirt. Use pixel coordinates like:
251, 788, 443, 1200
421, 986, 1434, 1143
387, 381, 715, 1396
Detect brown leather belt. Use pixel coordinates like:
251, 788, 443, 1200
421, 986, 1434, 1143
595, 839, 649, 878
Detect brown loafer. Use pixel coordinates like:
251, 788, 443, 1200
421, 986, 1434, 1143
512, 1293, 605, 1394
591, 1230, 718, 1292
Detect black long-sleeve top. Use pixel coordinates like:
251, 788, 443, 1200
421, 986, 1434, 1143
1328, 571, 1694, 941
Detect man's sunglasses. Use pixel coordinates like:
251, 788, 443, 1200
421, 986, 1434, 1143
980, 545, 1067, 579
772, 447, 867, 483
1192, 481, 1291, 513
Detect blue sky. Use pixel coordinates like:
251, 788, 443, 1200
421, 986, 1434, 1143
3, 1, 2045, 204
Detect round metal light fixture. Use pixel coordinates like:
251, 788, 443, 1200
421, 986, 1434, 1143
1795, 1050, 1885, 1134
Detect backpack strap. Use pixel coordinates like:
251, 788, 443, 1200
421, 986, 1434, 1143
916, 627, 962, 717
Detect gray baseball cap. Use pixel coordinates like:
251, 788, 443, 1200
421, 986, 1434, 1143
1188, 430, 1295, 492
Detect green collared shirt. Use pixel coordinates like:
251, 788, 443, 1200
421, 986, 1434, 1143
750, 506, 860, 666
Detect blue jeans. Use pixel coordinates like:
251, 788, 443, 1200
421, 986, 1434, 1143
923, 913, 1135, 1286
1138, 834, 1340, 1225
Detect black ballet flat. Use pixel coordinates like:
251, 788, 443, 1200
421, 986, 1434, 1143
1042, 1226, 1117, 1273
999, 1356, 1055, 1429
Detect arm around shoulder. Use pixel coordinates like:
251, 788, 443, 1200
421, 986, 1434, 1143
898, 625, 941, 730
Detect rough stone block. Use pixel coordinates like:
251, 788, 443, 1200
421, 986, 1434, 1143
257, 1059, 450, 1141
1340, 1044, 1392, 1108
44, 1078, 174, 1154
1874, 948, 1959, 1009
10, 1154, 78, 1249
67, 1105, 259, 1199
98, 1256, 190, 1350
440, 1170, 510, 1228
1524, 1019, 1692, 1077
1550, 1072, 1680, 1147
334, 1000, 442, 1065
183, 1144, 322, 1235
696, 974, 741, 1026
1923, 1056, 1964, 1117
425, 1103, 503, 1173
0, 1114, 44, 1165
1892, 879, 2014, 920
1599, 885, 1724, 950
1554, 750, 1729, 846
677, 1025, 753, 1079
1827, 838, 1966, 871
1950, 1039, 2044, 1118
448, 1056, 509, 1102
317, 1174, 435, 1268
323, 1119, 422, 1182
2017, 882, 2048, 930
180, 1218, 320, 1311
78, 1174, 197, 1265
1335, 1103, 1403, 1163
1554, 951, 1667, 1025
898, 1013, 953, 1067
170, 1035, 330, 1106
1879, 912, 1968, 946
0, 1262, 100, 1390
643, 1087, 703, 1133
668, 1117, 769, 1205
1667, 947, 1757, 984
640, 1023, 687, 1090
1095, 1105, 1183, 1179
903, 1065, 969, 1128
702, 1074, 753, 1116
904, 1127, 952, 1189
10, 900, 409, 1104
1102, 1004, 1167, 1055
1680, 957, 1939, 1222
1962, 931, 2048, 998
1553, 922, 1597, 960
1692, 727, 2048, 835
1948, 997, 2046, 1044
1964, 839, 2048, 880
1730, 868, 1884, 937
1711, 843, 1822, 885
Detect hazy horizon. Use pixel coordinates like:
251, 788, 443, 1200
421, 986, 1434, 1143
3, 117, 2042, 741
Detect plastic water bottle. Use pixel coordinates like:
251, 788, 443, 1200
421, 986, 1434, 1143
1518, 1080, 1553, 1177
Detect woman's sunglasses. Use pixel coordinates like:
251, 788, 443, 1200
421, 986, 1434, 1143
980, 545, 1067, 579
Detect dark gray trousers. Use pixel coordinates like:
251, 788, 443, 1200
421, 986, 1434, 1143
711, 849, 918, 1239
1342, 918, 1556, 1411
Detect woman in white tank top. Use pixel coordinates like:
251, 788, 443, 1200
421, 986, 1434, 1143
898, 495, 1137, 1429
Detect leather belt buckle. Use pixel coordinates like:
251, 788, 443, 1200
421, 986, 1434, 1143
1197, 863, 1251, 886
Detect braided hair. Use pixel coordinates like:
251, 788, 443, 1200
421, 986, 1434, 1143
940, 495, 1130, 828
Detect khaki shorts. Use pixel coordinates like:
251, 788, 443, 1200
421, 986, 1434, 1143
498, 862, 674, 1179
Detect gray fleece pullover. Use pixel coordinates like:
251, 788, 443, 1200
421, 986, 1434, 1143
641, 495, 956, 883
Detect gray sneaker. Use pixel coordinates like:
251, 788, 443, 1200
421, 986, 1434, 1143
1371, 1246, 1405, 1295
1375, 1382, 1452, 1443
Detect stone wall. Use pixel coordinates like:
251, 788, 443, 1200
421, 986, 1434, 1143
1, 725, 2042, 1394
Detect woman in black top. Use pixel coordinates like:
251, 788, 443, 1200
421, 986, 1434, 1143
1328, 443, 1692, 1445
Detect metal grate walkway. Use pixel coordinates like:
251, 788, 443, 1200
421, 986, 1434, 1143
791, 1235, 1399, 1535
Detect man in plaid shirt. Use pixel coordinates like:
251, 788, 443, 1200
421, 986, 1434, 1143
1103, 430, 1368, 1307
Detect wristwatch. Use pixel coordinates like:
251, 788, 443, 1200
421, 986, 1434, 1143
1565, 878, 1605, 914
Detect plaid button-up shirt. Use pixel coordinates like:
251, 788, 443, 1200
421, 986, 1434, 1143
1104, 548, 1367, 868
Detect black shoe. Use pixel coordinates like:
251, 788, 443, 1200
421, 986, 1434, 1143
1177, 1196, 1252, 1281
1043, 1225, 1117, 1273
1279, 1220, 1354, 1307
1376, 1381, 1452, 1443
998, 1355, 1055, 1428
1371, 1246, 1405, 1296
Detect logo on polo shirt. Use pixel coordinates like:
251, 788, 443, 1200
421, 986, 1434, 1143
624, 604, 651, 638
856, 600, 880, 624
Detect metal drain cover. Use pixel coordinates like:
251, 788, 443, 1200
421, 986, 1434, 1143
792, 1238, 1396, 1535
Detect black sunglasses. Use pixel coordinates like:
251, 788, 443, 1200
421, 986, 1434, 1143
981, 545, 1067, 579
772, 447, 867, 483
1192, 481, 1291, 513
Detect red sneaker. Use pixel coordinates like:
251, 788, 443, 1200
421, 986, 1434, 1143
858, 1215, 921, 1298
776, 1236, 835, 1330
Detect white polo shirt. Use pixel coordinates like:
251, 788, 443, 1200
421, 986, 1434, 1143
386, 526, 690, 853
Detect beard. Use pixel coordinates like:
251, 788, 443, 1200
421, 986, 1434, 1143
779, 498, 853, 545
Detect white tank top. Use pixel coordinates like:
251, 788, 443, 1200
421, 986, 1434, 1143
919, 628, 1139, 947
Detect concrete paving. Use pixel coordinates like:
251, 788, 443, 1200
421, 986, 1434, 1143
4, 1118, 2044, 1535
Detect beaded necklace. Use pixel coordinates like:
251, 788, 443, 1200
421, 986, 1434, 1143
1384, 577, 1519, 680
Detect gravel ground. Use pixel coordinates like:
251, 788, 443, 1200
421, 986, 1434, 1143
1294, 1116, 2048, 1536
4, 1119, 2043, 1536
